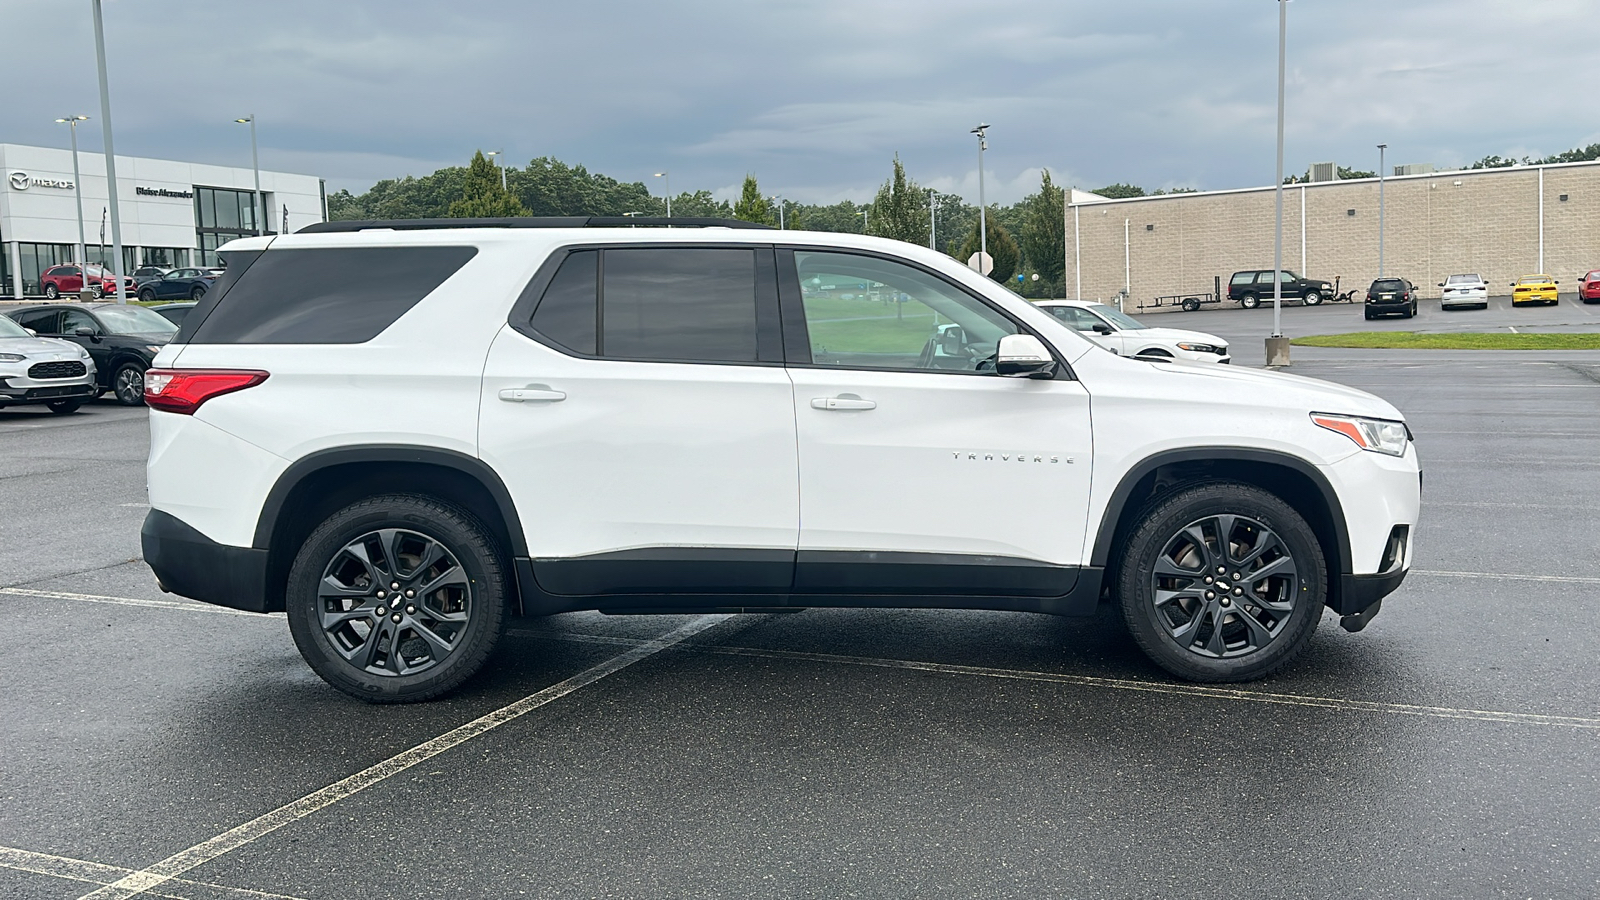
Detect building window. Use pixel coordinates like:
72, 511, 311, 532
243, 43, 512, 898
1347, 209, 1357, 217
138, 247, 189, 268
1559, 194, 1569, 202
195, 186, 265, 266
15, 243, 76, 296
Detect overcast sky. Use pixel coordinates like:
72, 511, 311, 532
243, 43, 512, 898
2, 0, 1595, 205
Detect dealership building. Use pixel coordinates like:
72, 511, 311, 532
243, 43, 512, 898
1, 143, 325, 298
1066, 159, 1600, 305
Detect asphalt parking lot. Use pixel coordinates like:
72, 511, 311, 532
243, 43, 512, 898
2, 304, 1597, 899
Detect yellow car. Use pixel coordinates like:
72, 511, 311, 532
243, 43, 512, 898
1510, 274, 1559, 306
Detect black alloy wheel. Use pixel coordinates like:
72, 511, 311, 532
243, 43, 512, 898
1182, 297, 1201, 312
112, 363, 146, 406
44, 284, 59, 300
190, 285, 206, 300
46, 400, 82, 415
1240, 293, 1260, 309
1118, 482, 1324, 682
286, 494, 506, 702
138, 288, 155, 302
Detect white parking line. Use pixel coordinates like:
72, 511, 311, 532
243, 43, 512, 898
74, 614, 728, 900
0, 587, 268, 618
0, 844, 306, 900
517, 631, 1600, 731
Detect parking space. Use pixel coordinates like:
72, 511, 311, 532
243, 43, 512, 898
2, 352, 1598, 898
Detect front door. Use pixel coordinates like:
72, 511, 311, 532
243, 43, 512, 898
781, 249, 1094, 600
479, 245, 799, 598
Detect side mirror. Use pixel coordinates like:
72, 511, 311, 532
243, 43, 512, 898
995, 334, 1057, 379
1091, 323, 1113, 335
1437, 283, 1444, 287
74, 327, 95, 337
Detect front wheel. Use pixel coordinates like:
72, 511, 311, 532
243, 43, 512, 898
112, 363, 146, 406
1240, 293, 1259, 309
190, 285, 206, 300
1117, 482, 1325, 682
137, 288, 156, 302
1302, 291, 1322, 306
44, 284, 60, 300
286, 494, 507, 703
47, 400, 82, 415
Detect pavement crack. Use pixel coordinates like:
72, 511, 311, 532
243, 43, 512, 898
0, 557, 146, 592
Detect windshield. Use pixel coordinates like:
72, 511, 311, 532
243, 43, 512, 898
1087, 304, 1147, 330
0, 316, 31, 339
94, 305, 179, 335
1446, 274, 1481, 284
1371, 279, 1405, 291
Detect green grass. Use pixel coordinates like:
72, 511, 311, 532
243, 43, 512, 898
1291, 332, 1600, 350
803, 295, 939, 353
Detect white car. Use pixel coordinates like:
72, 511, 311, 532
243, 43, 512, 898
141, 218, 1418, 702
0, 314, 97, 414
1438, 273, 1488, 310
1034, 300, 1231, 363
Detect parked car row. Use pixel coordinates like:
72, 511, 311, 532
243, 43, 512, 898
1, 303, 178, 408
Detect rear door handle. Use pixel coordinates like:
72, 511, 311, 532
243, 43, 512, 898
498, 386, 566, 403
810, 397, 876, 410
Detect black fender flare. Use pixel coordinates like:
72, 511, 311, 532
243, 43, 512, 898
1090, 446, 1353, 577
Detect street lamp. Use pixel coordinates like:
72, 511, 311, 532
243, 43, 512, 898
972, 124, 989, 273
770, 195, 785, 230
1266, 0, 1290, 366
653, 172, 670, 218
55, 115, 90, 287
486, 150, 508, 192
862, 206, 869, 234
1377, 143, 1387, 277
234, 115, 263, 237
926, 187, 937, 251
91, 0, 128, 302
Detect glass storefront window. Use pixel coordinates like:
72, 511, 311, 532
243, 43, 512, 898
16, 243, 76, 295
195, 186, 260, 266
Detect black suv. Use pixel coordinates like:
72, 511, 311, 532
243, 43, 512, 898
1364, 277, 1417, 320
3, 304, 179, 405
1227, 269, 1335, 308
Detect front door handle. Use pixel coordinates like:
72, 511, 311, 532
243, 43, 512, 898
811, 396, 876, 411
499, 386, 566, 403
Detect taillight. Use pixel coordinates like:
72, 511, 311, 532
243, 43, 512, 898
144, 368, 268, 414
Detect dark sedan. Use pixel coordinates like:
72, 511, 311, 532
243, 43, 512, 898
3, 304, 178, 405
135, 267, 218, 302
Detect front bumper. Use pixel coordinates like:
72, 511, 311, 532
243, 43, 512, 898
142, 509, 273, 613
0, 374, 98, 404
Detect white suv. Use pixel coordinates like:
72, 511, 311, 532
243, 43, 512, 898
141, 217, 1420, 702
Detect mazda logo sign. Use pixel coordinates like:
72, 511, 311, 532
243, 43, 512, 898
6, 172, 74, 191
7, 172, 30, 190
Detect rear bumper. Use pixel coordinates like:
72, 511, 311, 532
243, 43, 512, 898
142, 508, 273, 613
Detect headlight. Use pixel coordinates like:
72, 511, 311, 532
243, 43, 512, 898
1311, 413, 1409, 457
1321, 282, 1332, 290
78, 347, 91, 359
0, 353, 25, 362
1176, 342, 1222, 353
145, 345, 164, 354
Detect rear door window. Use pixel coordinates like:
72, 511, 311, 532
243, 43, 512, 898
12, 308, 60, 334
187, 246, 477, 344
1229, 272, 1255, 286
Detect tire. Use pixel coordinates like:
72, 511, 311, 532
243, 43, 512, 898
138, 288, 155, 302
44, 284, 59, 300
1363, 308, 1374, 320
91, 286, 105, 300
286, 494, 508, 703
1181, 297, 1201, 312
46, 400, 82, 415
1302, 291, 1322, 306
189, 286, 206, 300
1240, 293, 1259, 309
1116, 481, 1325, 683
112, 362, 146, 406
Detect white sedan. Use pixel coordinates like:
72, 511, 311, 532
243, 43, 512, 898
1035, 300, 1231, 363
1438, 273, 1489, 310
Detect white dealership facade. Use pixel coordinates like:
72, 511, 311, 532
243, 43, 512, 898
1, 143, 325, 298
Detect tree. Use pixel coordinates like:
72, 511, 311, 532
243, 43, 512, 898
790, 199, 867, 233
956, 207, 1019, 285
662, 190, 733, 219
732, 175, 775, 225
1018, 169, 1066, 297
513, 157, 655, 216
446, 151, 527, 218
1092, 183, 1146, 199
867, 155, 930, 246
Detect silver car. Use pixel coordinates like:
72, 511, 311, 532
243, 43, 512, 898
0, 314, 98, 414
1439, 273, 1489, 310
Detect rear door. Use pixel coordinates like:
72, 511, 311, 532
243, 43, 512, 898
781, 248, 1093, 601
479, 244, 800, 598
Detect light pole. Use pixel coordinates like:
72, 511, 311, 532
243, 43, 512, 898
653, 172, 670, 218
926, 188, 937, 250
972, 124, 989, 272
234, 115, 263, 236
55, 116, 90, 284
91, 0, 127, 302
1377, 143, 1387, 277
770, 196, 785, 230
862, 207, 869, 234
1266, 0, 1290, 366
486, 150, 508, 192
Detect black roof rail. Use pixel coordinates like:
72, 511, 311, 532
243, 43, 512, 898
297, 216, 773, 234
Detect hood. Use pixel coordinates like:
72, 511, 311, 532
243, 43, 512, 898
1131, 325, 1228, 346
1149, 357, 1403, 420
0, 337, 89, 360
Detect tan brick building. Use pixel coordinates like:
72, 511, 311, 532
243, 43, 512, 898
1065, 161, 1600, 303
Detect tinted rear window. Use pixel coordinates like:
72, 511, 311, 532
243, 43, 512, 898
187, 246, 476, 344
531, 250, 597, 355
601, 248, 758, 362
1371, 279, 1405, 291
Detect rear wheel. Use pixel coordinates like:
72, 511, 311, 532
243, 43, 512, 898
46, 400, 82, 415
286, 494, 507, 703
1302, 291, 1322, 306
1117, 482, 1325, 682
1363, 308, 1375, 320
1240, 293, 1259, 309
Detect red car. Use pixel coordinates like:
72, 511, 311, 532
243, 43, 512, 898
1579, 270, 1600, 304
38, 264, 137, 300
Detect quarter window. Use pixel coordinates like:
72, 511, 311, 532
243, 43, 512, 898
531, 250, 597, 355
792, 251, 1018, 373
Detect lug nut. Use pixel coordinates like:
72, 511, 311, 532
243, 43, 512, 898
376, 590, 386, 599
1205, 591, 1216, 600
1233, 587, 1244, 596
1203, 576, 1214, 584
391, 582, 400, 590
376, 605, 387, 615
405, 589, 415, 598
391, 614, 402, 623
1231, 571, 1242, 580
1216, 567, 1227, 575
406, 605, 416, 614
1221, 598, 1232, 607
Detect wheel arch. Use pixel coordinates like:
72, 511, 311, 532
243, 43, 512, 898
1092, 447, 1352, 609
253, 446, 528, 614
